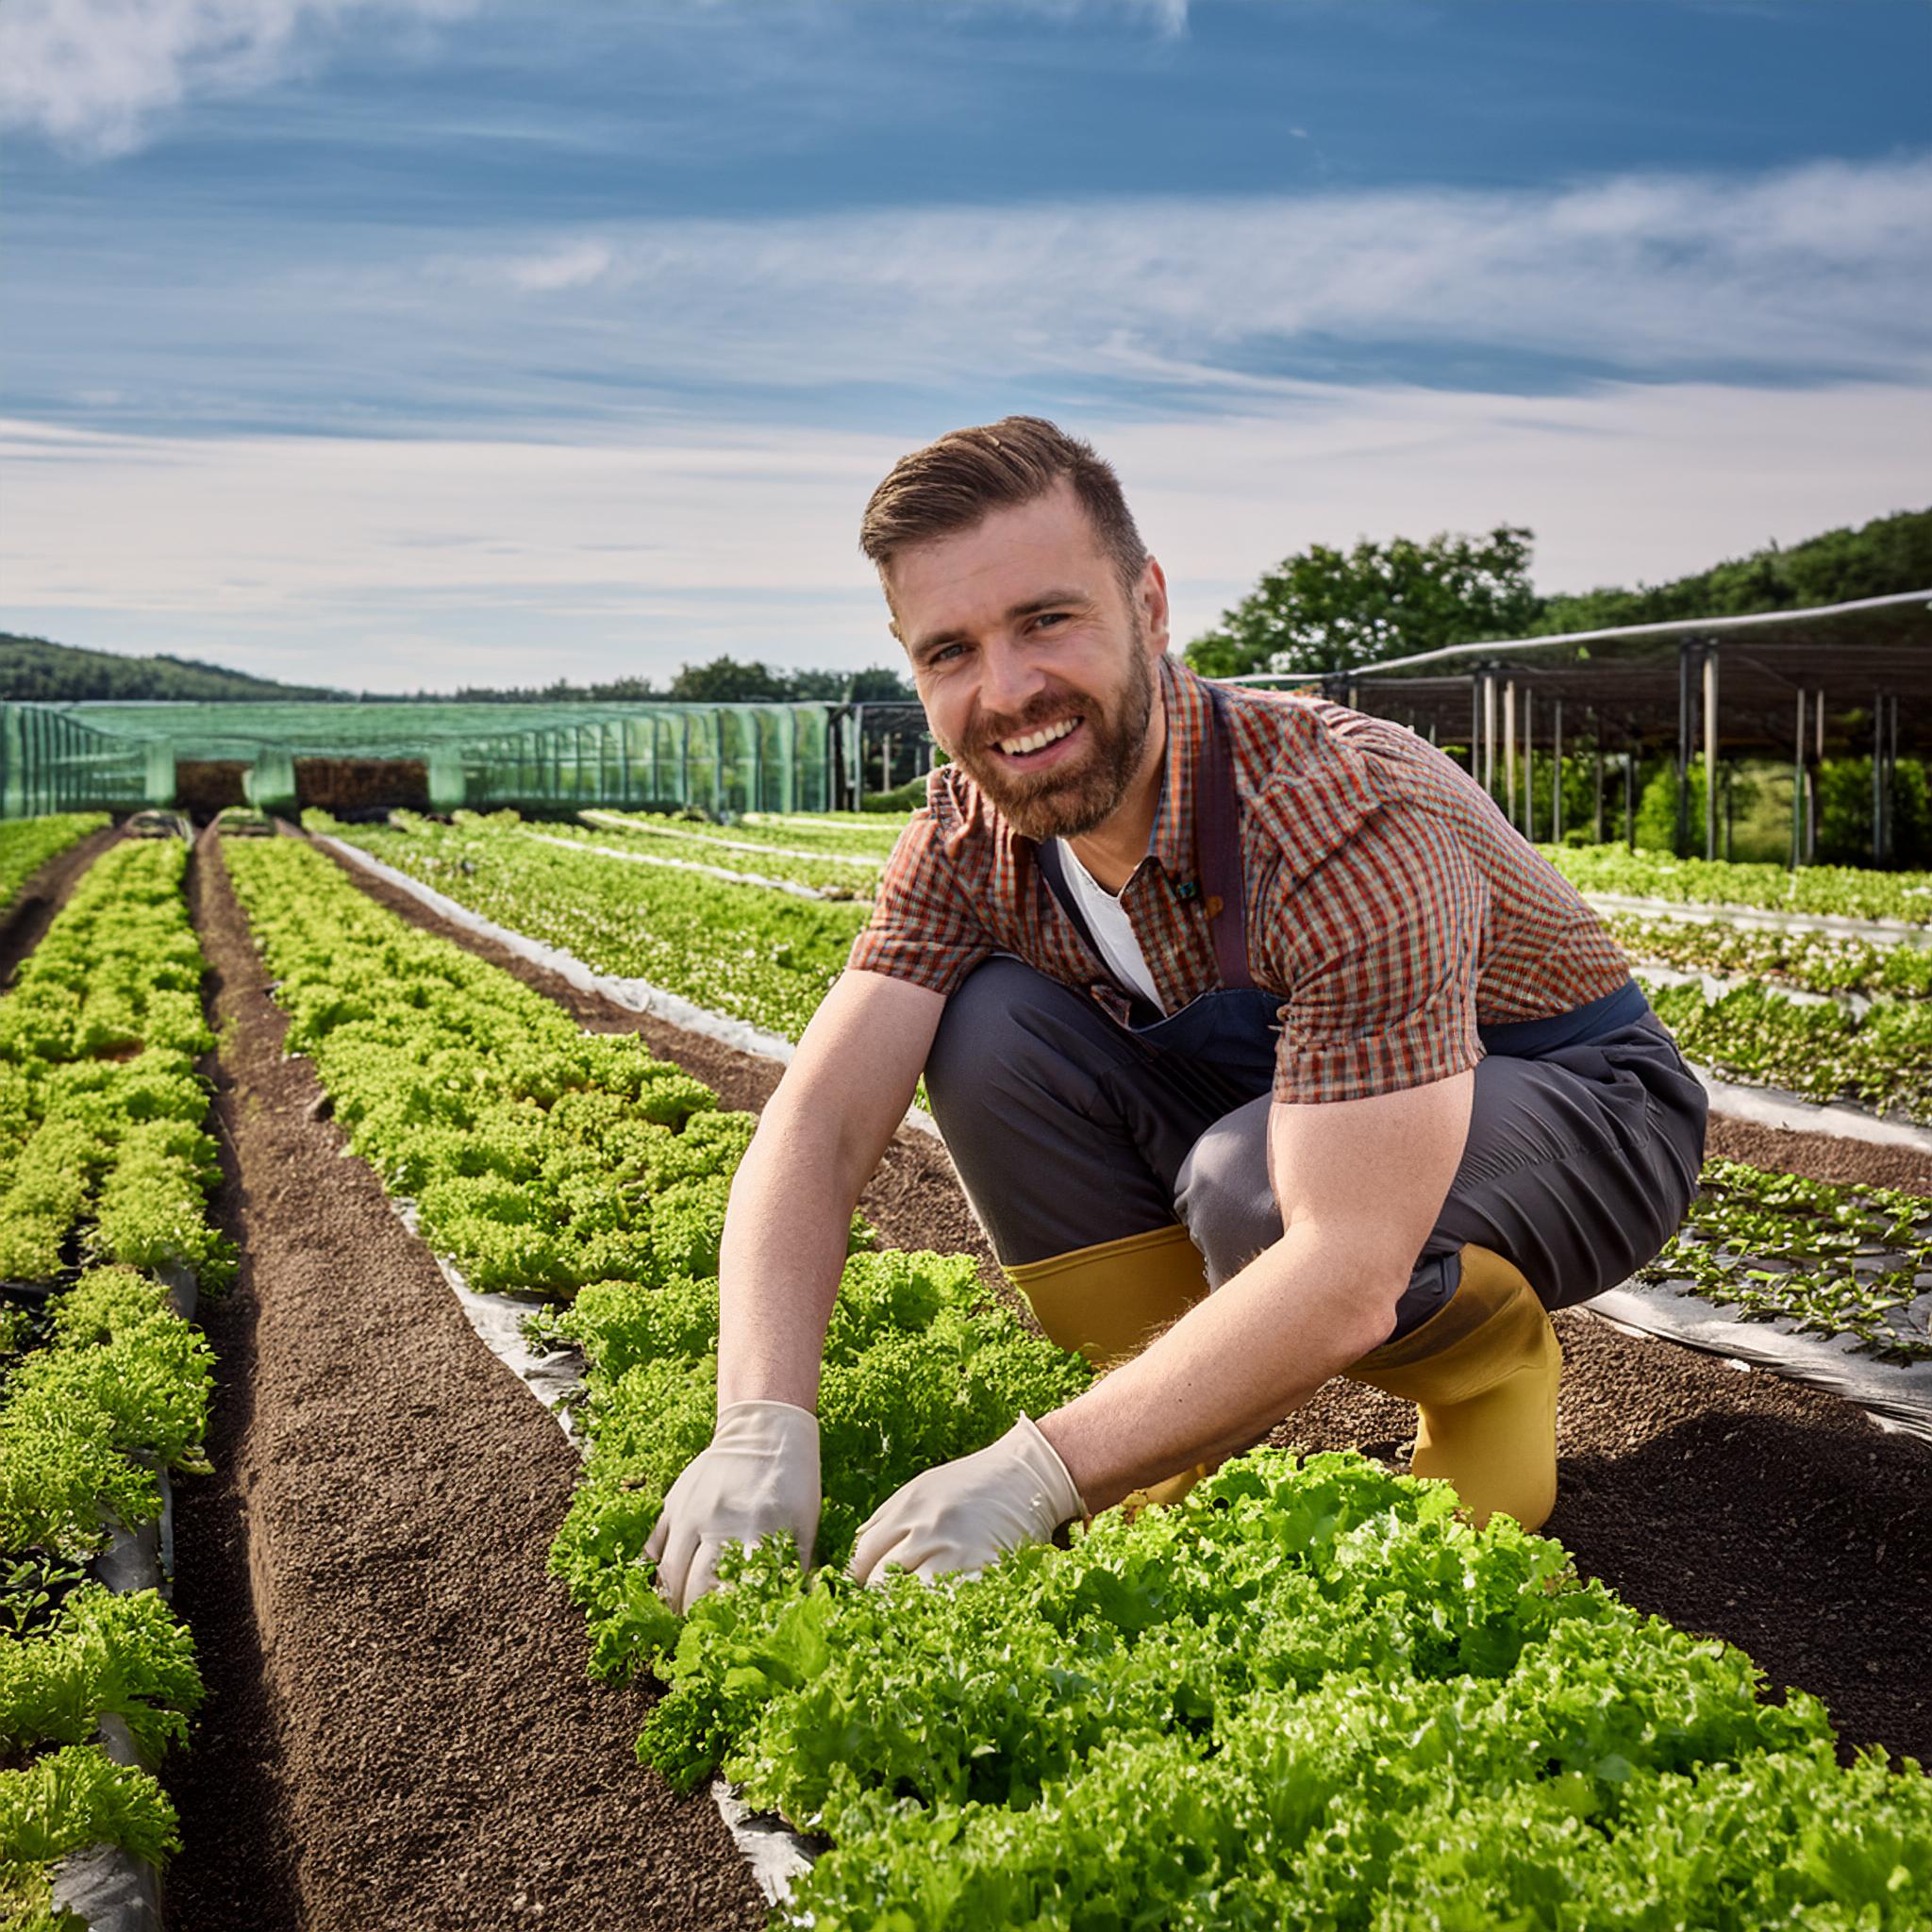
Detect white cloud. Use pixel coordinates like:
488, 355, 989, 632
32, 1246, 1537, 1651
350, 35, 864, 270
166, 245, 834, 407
7, 376, 1928, 690
503, 240, 616, 294
430, 154, 1932, 394
0, 0, 473, 156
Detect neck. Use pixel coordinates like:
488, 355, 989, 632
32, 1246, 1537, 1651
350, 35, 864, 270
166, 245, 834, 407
1065, 677, 1167, 893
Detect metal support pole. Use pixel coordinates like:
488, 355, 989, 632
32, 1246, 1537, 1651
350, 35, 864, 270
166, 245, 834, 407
1674, 641, 1693, 859
1790, 690, 1806, 869
1624, 746, 1637, 851
1591, 710, 1605, 845
1703, 645, 1719, 862
1874, 691, 1887, 865
1482, 673, 1497, 797
1503, 681, 1517, 824
1552, 697, 1563, 843
1468, 676, 1480, 781
1524, 687, 1536, 840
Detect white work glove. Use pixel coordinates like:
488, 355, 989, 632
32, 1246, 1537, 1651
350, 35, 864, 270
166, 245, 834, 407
644, 1400, 821, 1614
848, 1414, 1087, 1587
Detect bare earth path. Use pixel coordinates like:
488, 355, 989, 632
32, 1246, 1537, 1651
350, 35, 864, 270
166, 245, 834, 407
164, 832, 765, 1932
316, 831, 1932, 1766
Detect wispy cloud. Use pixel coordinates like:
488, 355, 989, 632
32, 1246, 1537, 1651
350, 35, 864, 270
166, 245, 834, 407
408, 152, 1932, 404
0, 0, 474, 157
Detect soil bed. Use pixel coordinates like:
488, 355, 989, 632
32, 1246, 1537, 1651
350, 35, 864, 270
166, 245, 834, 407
0, 822, 121, 986
165, 832, 764, 1932
315, 830, 1931, 1767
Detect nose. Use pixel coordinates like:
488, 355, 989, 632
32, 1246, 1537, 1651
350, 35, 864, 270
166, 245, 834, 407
978, 635, 1048, 720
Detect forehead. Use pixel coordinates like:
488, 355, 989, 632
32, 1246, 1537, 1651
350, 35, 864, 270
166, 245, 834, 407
889, 482, 1112, 638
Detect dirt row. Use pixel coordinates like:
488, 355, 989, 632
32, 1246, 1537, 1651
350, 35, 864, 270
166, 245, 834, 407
150, 827, 1932, 1930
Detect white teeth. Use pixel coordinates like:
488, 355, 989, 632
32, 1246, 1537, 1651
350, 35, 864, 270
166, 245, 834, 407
998, 718, 1077, 756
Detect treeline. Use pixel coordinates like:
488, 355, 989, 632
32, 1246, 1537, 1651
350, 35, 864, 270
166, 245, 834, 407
1188, 504, 1932, 679
0, 634, 341, 703
0, 635, 915, 708
1536, 504, 1932, 634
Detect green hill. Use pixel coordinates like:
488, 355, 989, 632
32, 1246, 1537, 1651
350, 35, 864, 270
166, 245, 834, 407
0, 633, 342, 703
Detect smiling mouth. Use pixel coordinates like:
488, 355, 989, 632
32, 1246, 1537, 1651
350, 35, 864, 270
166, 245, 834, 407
994, 717, 1082, 760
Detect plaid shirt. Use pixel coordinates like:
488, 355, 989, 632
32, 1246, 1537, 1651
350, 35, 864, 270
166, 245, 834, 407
849, 656, 1632, 1105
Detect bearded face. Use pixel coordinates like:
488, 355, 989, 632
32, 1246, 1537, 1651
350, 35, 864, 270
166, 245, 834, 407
943, 616, 1156, 842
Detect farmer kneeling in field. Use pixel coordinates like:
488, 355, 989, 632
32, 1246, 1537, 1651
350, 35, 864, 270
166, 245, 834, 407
648, 416, 1708, 1609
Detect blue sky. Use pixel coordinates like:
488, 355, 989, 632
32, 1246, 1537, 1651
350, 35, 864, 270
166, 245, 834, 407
3, 0, 1928, 692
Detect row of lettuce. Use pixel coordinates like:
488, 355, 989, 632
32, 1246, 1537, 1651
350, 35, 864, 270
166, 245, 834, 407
1, 835, 224, 1931
232, 833, 1932, 1927
316, 802, 1932, 1132
0, 815, 111, 923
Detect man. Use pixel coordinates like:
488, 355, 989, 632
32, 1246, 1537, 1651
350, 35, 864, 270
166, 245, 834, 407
646, 416, 1707, 1611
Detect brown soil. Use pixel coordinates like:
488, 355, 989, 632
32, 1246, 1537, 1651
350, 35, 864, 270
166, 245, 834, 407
0, 823, 121, 986
164, 833, 765, 1932
308, 831, 1932, 1769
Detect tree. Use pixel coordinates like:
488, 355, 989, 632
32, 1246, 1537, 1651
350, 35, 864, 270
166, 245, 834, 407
1184, 526, 1540, 679
667, 656, 792, 702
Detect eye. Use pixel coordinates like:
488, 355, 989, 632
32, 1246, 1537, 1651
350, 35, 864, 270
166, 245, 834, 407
928, 641, 966, 665
1032, 611, 1070, 631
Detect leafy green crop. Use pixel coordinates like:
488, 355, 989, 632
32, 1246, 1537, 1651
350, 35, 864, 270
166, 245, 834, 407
1646, 978, 1932, 1122
0, 1742, 180, 1931
1607, 911, 1932, 999
640, 1450, 1931, 1930
0, 814, 109, 922
1642, 1159, 1932, 1360
233, 826, 1932, 1925
0, 838, 231, 1288
319, 811, 867, 1041
1546, 841, 1932, 925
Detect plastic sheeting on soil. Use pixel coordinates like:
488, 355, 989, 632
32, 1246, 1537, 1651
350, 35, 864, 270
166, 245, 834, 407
1582, 891, 1932, 950
1695, 1068, 1932, 1157
519, 829, 867, 905
320, 834, 937, 1141
1585, 1284, 1932, 1445
49, 1264, 196, 1932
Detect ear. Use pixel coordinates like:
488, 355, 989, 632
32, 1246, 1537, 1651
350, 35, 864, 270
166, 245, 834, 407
1138, 556, 1171, 655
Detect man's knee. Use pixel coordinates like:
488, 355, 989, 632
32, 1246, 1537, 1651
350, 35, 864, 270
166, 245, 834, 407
1174, 1097, 1279, 1288
924, 958, 1078, 1120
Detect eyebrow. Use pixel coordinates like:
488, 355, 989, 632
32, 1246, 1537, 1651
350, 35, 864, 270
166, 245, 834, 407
909, 589, 1091, 660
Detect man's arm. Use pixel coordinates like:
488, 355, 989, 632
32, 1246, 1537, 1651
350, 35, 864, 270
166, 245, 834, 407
1036, 1068, 1473, 1510
847, 1067, 1473, 1581
645, 967, 944, 1613
717, 966, 947, 1408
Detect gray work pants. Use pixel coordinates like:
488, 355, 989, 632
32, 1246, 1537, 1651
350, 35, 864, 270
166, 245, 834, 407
924, 958, 1709, 1337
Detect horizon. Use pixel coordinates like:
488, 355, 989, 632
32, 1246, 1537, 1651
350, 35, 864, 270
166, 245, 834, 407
4, 0, 1929, 693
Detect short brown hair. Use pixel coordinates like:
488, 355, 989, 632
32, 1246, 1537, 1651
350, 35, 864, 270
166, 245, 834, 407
860, 415, 1148, 602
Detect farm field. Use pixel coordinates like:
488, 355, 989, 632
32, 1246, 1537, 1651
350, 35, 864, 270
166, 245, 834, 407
3, 811, 1930, 1930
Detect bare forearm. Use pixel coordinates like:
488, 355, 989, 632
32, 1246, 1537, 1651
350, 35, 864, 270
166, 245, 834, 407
1036, 1224, 1402, 1511
715, 1092, 872, 1411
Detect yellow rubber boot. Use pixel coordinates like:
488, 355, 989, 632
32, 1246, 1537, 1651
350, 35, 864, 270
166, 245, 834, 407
1347, 1244, 1561, 1532
1007, 1224, 1214, 1508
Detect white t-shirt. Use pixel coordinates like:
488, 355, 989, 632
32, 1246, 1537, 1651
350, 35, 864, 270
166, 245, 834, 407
1050, 840, 1167, 1014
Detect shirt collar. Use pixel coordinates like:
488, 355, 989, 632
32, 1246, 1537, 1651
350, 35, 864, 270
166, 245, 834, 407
1144, 653, 1209, 887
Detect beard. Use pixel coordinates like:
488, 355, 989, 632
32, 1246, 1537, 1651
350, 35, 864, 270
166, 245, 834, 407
947, 637, 1157, 844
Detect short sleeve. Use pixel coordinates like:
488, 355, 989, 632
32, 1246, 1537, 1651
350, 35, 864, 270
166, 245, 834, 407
846, 808, 994, 996
1272, 802, 1486, 1105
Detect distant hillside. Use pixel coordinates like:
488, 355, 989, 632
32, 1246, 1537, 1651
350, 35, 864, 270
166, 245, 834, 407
0, 633, 342, 703
1534, 505, 1932, 634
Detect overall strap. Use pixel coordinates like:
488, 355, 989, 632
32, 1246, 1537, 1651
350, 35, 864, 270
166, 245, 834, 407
1196, 685, 1255, 991
1032, 681, 1256, 996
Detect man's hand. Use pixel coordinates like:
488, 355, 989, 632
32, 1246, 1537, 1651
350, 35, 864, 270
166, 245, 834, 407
847, 1415, 1086, 1586
644, 1400, 822, 1613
